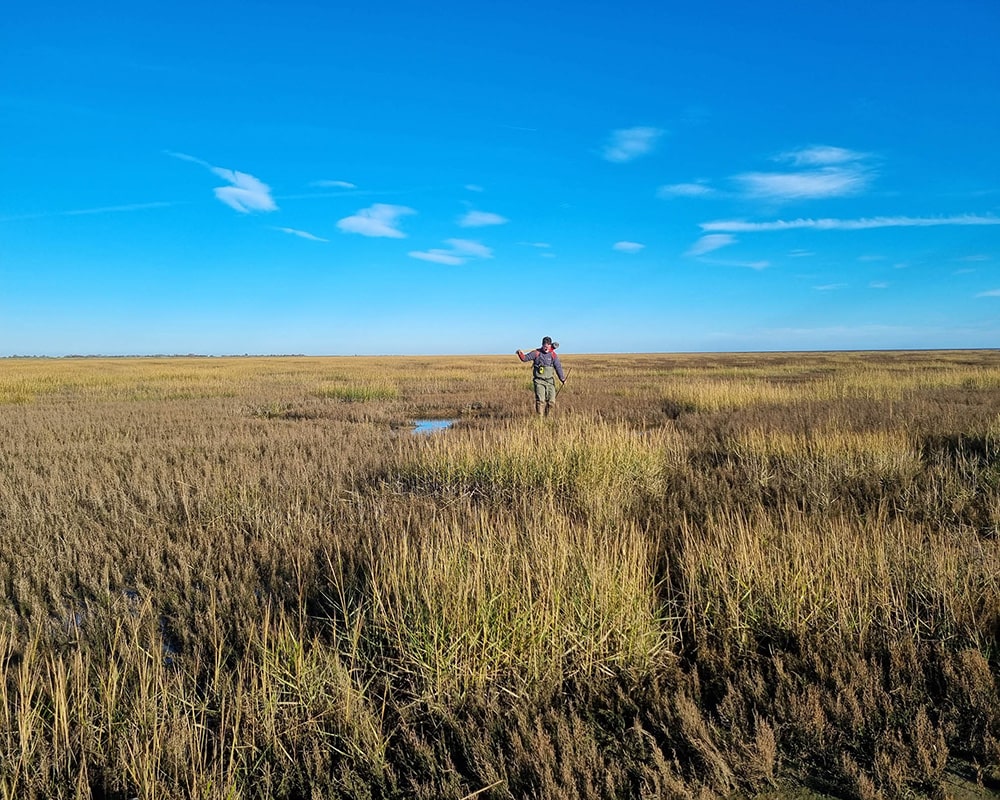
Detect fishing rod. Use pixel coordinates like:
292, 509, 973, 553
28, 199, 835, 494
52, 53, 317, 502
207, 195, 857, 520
555, 366, 570, 396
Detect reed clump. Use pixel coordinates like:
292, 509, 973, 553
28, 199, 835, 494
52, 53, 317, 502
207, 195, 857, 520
1, 351, 999, 799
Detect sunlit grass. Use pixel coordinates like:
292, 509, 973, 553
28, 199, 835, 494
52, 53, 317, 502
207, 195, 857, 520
316, 381, 400, 402
363, 507, 672, 703
1, 350, 999, 798
734, 427, 923, 481
658, 378, 805, 411
392, 417, 685, 519
677, 509, 1000, 650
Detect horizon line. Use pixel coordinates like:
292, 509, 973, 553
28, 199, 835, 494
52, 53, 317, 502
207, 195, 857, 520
3, 346, 998, 360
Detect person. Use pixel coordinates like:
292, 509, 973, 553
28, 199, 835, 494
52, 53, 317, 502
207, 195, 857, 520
516, 336, 566, 416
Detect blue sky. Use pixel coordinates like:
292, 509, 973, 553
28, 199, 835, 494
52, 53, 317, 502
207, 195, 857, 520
2, 0, 998, 356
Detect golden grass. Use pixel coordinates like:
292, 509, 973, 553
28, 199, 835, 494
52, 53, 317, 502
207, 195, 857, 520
677, 508, 1000, 649
364, 506, 670, 703
1, 350, 999, 798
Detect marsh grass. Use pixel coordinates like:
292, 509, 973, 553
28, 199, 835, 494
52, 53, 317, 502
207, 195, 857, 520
1, 351, 999, 798
389, 418, 684, 520
316, 381, 400, 402
360, 504, 671, 704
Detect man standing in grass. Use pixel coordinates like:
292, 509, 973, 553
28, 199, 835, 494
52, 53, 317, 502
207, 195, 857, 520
516, 336, 566, 416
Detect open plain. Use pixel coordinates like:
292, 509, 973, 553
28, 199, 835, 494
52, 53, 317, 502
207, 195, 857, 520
1, 351, 999, 799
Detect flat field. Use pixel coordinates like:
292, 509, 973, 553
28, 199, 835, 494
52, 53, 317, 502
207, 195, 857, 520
1, 351, 999, 799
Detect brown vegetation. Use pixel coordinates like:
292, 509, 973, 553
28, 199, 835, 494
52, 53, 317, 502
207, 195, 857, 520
1, 351, 999, 799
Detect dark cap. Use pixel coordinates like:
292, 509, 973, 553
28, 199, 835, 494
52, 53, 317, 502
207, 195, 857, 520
541, 336, 552, 346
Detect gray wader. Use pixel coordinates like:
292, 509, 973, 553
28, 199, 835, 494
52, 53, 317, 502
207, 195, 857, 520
533, 363, 557, 416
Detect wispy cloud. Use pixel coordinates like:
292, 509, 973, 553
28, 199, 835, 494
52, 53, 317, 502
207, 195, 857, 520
310, 180, 356, 189
702, 214, 1000, 232
657, 182, 715, 198
168, 151, 277, 213
448, 239, 493, 258
275, 189, 407, 201
337, 204, 415, 238
686, 234, 736, 256
613, 241, 645, 253
735, 167, 869, 200
520, 241, 551, 248
815, 283, 848, 291
780, 145, 868, 166
211, 168, 278, 213
977, 289, 1000, 297
700, 257, 770, 270
603, 126, 663, 163
733, 144, 872, 201
274, 227, 328, 242
408, 250, 465, 265
458, 210, 508, 227
465, 184, 484, 192
170, 153, 277, 213
685, 234, 765, 268
869, 281, 890, 289
166, 151, 205, 166
68, 201, 179, 216
409, 238, 493, 265
0, 201, 181, 223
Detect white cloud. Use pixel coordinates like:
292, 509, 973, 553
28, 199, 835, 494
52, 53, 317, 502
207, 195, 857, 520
408, 238, 493, 266
869, 281, 890, 289
1, 200, 183, 222
465, 184, 484, 192
613, 241, 645, 253
337, 204, 415, 238
815, 283, 848, 291
977, 289, 1000, 297
780, 145, 867, 166
458, 210, 508, 227
657, 182, 715, 198
735, 167, 869, 200
168, 152, 278, 213
701, 214, 1000, 233
731, 145, 873, 201
61, 202, 179, 216
789, 249, 814, 257
520, 241, 551, 248
311, 180, 356, 189
275, 227, 328, 242
603, 126, 663, 163
700, 257, 770, 270
166, 151, 207, 166
210, 168, 278, 213
409, 250, 466, 265
447, 239, 493, 258
686, 234, 736, 256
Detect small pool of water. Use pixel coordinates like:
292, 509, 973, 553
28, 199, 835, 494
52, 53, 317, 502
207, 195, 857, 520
412, 419, 456, 435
